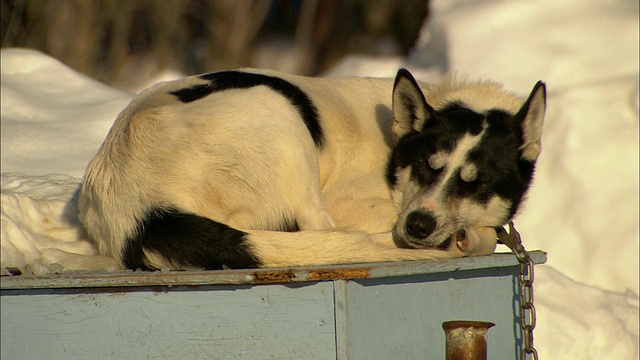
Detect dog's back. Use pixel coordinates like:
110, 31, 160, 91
79, 69, 545, 270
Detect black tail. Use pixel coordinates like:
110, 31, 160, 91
123, 208, 262, 271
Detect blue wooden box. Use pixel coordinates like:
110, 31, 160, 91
1, 252, 545, 359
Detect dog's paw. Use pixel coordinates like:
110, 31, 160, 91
453, 227, 497, 257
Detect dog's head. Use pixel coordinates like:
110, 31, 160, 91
386, 69, 546, 249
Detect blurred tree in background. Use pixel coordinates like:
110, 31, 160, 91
1, 0, 429, 90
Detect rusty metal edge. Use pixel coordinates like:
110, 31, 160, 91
0, 251, 546, 290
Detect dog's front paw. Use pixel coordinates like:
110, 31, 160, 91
453, 227, 497, 257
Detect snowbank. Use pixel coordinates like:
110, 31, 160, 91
1, 0, 638, 358
431, 0, 640, 297
1, 173, 117, 275
1, 48, 134, 177
428, 1, 639, 357
0, 48, 127, 273
535, 266, 638, 359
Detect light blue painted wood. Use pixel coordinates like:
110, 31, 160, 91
1, 253, 546, 359
334, 280, 350, 359
336, 266, 522, 359
1, 283, 337, 359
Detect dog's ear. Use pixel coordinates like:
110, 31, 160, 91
515, 81, 546, 162
392, 69, 437, 138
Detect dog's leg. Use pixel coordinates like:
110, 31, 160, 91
295, 188, 336, 230
247, 226, 497, 267
289, 154, 337, 231
375, 226, 496, 257
453, 227, 497, 257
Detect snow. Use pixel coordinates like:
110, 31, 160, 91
1, 0, 638, 358
429, 2, 639, 357
1, 173, 118, 274
1, 49, 134, 177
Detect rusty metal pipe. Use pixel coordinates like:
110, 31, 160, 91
442, 320, 495, 360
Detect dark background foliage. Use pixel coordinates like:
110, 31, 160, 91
2, 0, 429, 89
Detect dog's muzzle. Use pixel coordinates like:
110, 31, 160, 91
405, 210, 437, 240
404, 211, 480, 251
403, 210, 468, 250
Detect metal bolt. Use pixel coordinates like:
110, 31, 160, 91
442, 320, 495, 360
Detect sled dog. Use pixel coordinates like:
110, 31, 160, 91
79, 68, 546, 270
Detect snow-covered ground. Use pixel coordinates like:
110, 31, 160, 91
1, 0, 638, 358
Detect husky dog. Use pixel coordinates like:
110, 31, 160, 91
78, 69, 545, 270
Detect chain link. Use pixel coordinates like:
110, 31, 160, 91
497, 221, 539, 360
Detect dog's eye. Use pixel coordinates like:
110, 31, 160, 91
460, 164, 478, 182
428, 152, 447, 170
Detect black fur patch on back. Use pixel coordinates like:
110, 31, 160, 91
169, 84, 214, 103
170, 71, 324, 147
123, 208, 262, 271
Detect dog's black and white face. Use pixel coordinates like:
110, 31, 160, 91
387, 69, 546, 249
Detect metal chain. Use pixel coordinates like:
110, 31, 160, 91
497, 221, 539, 360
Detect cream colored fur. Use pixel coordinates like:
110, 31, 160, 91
79, 69, 543, 269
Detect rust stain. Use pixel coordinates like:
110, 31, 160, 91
251, 270, 295, 283
307, 268, 371, 281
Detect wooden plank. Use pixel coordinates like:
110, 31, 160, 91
1, 282, 337, 360
0, 251, 546, 290
334, 280, 349, 360
339, 266, 522, 359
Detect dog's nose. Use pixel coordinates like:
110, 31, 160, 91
405, 211, 437, 239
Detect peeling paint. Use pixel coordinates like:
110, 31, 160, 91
307, 268, 371, 281
251, 270, 295, 283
